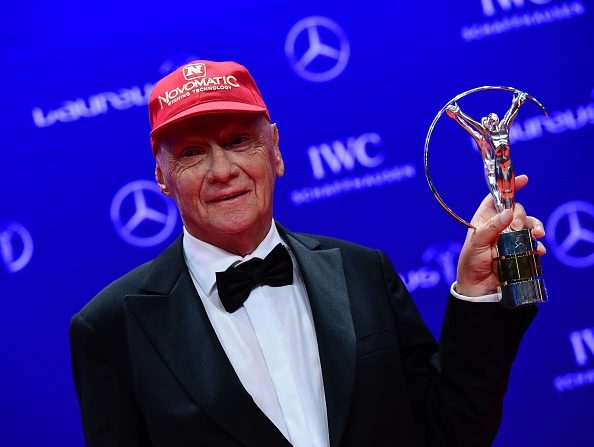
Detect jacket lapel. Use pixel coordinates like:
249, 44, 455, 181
124, 236, 290, 447
280, 227, 357, 447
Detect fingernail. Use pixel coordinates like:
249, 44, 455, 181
513, 218, 522, 229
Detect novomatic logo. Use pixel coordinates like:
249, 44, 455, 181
554, 327, 594, 393
183, 63, 207, 80
461, 0, 586, 42
157, 74, 240, 109
290, 132, 415, 205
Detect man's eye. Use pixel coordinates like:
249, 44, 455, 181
229, 135, 250, 147
181, 148, 201, 157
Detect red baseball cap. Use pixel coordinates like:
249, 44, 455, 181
148, 60, 270, 149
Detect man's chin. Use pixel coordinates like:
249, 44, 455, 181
187, 215, 271, 247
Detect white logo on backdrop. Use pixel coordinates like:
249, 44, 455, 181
554, 327, 594, 393
285, 16, 350, 82
110, 180, 177, 247
401, 241, 463, 293
290, 132, 416, 206
307, 133, 385, 179
461, 0, 586, 42
0, 221, 34, 273
507, 88, 594, 145
32, 55, 201, 128
480, 0, 553, 17
546, 200, 594, 268
570, 328, 594, 366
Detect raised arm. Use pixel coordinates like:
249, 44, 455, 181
501, 91, 527, 128
446, 103, 486, 141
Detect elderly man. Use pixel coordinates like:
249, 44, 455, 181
70, 60, 544, 447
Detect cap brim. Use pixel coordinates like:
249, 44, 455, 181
150, 101, 270, 139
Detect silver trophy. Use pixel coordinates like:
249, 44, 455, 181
424, 86, 548, 308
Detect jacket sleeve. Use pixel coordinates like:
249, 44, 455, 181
379, 250, 537, 447
70, 313, 152, 447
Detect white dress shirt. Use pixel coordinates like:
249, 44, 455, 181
451, 282, 502, 302
182, 222, 329, 447
182, 222, 495, 446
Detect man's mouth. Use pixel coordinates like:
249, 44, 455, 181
210, 191, 248, 203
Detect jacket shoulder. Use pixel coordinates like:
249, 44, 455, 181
73, 235, 185, 328
74, 259, 153, 328
290, 231, 384, 264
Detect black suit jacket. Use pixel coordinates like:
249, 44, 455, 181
70, 225, 537, 447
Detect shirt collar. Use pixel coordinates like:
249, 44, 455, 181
182, 221, 285, 296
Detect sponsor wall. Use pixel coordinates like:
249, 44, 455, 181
2, 0, 593, 445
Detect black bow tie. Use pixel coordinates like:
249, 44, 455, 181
216, 243, 294, 313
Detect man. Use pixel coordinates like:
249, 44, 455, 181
70, 60, 545, 447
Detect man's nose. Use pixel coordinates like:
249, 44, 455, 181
206, 146, 238, 182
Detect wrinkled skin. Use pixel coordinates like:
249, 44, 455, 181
154, 113, 284, 256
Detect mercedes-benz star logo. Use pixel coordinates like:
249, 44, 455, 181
0, 221, 34, 273
546, 200, 594, 268
285, 16, 350, 82
110, 180, 178, 247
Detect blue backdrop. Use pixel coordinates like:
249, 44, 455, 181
2, 0, 593, 445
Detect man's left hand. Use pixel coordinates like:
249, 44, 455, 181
456, 174, 546, 297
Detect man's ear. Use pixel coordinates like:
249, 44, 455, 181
271, 123, 284, 177
155, 162, 171, 196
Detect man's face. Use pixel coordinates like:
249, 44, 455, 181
154, 113, 284, 255
484, 113, 500, 131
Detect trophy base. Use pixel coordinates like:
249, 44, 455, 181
496, 229, 548, 309
500, 278, 547, 308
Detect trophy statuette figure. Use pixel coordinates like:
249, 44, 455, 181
424, 86, 548, 308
